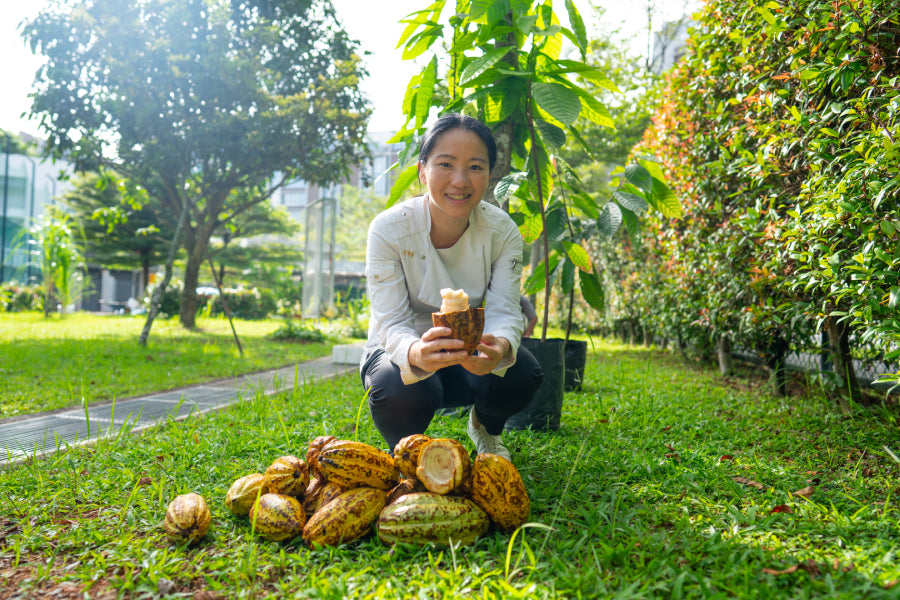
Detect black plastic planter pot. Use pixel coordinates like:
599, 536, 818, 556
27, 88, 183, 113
505, 337, 565, 431
564, 339, 588, 392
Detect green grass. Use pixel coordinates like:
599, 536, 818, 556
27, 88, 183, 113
2, 340, 900, 599
0, 312, 335, 419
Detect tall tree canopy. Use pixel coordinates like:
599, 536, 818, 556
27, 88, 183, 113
23, 0, 370, 328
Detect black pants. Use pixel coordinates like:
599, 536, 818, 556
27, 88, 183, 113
360, 346, 543, 451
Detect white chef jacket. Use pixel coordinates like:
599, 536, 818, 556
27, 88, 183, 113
362, 195, 525, 384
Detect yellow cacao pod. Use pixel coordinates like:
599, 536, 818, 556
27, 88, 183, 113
306, 435, 338, 476
302, 487, 386, 548
303, 479, 345, 516
386, 478, 427, 506
377, 492, 489, 546
469, 453, 530, 532
316, 440, 399, 490
393, 434, 431, 479
415, 438, 471, 495
225, 473, 269, 517
265, 455, 309, 497
249, 493, 306, 542
164, 493, 211, 544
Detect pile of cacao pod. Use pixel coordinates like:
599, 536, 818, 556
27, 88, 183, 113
220, 434, 531, 547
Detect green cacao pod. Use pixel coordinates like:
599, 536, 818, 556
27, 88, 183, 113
302, 487, 386, 548
377, 492, 489, 546
393, 434, 431, 479
164, 493, 211, 544
469, 453, 530, 532
316, 440, 399, 490
249, 493, 306, 542
264, 455, 309, 497
225, 473, 269, 517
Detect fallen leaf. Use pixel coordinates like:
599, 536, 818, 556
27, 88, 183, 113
885, 580, 898, 589
763, 565, 799, 575
138, 477, 153, 486
793, 486, 815, 499
732, 476, 765, 490
720, 454, 734, 461
598, 419, 609, 423
665, 453, 680, 461
660, 425, 671, 432
862, 467, 875, 478
763, 560, 820, 577
770, 505, 792, 514
665, 443, 676, 451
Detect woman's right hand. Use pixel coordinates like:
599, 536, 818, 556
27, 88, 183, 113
408, 327, 468, 373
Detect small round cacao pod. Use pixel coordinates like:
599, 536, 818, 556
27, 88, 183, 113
225, 473, 269, 517
164, 493, 211, 544
249, 493, 306, 542
265, 455, 309, 497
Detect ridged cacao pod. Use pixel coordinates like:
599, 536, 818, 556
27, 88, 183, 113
316, 440, 399, 490
265, 455, 309, 497
393, 434, 431, 479
249, 493, 306, 542
470, 454, 530, 532
302, 487, 386, 548
415, 438, 471, 495
303, 478, 345, 516
225, 473, 269, 517
386, 478, 427, 506
377, 492, 489, 546
432, 308, 484, 355
306, 435, 338, 476
164, 493, 211, 544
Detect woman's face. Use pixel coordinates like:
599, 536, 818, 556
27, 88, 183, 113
419, 128, 491, 224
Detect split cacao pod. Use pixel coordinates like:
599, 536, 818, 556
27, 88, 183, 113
225, 473, 269, 517
432, 307, 484, 355
265, 455, 309, 497
415, 438, 471, 495
469, 453, 530, 532
377, 492, 489, 546
393, 434, 431, 479
302, 487, 386, 548
316, 440, 399, 490
249, 493, 306, 542
164, 493, 211, 544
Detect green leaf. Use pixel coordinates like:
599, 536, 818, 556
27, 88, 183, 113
564, 0, 588, 53
562, 241, 591, 272
570, 192, 599, 219
515, 14, 539, 36
597, 202, 622, 238
517, 211, 544, 244
459, 46, 512, 86
531, 81, 581, 125
571, 87, 615, 128
612, 190, 649, 214
534, 117, 567, 148
624, 164, 654, 195
495, 172, 527, 202
650, 178, 682, 219
799, 69, 820, 80
415, 56, 438, 122
560, 258, 575, 294
891, 287, 900, 308
387, 164, 418, 208
579, 268, 604, 310
545, 206, 568, 242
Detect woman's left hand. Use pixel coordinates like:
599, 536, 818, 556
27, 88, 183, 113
461, 334, 511, 376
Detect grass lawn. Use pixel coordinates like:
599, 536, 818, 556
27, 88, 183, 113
1, 339, 899, 598
0, 313, 335, 419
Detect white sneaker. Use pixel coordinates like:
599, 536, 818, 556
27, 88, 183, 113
467, 407, 512, 460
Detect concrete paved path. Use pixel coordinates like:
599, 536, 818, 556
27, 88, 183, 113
1, 356, 356, 466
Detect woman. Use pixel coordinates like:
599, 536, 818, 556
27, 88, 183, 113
360, 113, 543, 459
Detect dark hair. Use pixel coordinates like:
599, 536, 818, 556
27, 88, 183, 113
418, 113, 497, 172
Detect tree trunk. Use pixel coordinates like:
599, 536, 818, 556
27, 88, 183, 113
717, 334, 732, 376
179, 221, 216, 330
140, 199, 190, 347
824, 316, 861, 412
764, 332, 789, 397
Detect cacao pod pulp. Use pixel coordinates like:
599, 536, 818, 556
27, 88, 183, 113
432, 307, 484, 355
393, 434, 431, 479
415, 438, 471, 495
316, 440, 399, 490
225, 473, 269, 517
377, 492, 489, 546
164, 493, 211, 544
302, 487, 386, 548
249, 493, 306, 542
265, 455, 309, 497
469, 453, 530, 532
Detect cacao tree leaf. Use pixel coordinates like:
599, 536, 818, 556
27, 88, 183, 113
560, 258, 575, 294
517, 211, 543, 244
534, 117, 567, 148
624, 163, 654, 195
564, 0, 588, 54
545, 206, 568, 242
650, 178, 682, 218
578, 268, 604, 310
562, 240, 591, 272
387, 164, 418, 208
613, 190, 649, 214
495, 172, 526, 202
596, 202, 622, 238
531, 81, 581, 125
459, 46, 512, 86
571, 87, 616, 128
570, 192, 599, 219
415, 56, 438, 122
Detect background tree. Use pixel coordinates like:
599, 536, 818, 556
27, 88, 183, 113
23, 0, 370, 332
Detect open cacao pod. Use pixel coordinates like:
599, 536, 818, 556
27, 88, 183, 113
432, 307, 484, 355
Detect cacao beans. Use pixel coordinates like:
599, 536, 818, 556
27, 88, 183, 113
377, 492, 489, 546
164, 492, 211, 544
302, 487, 386, 548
